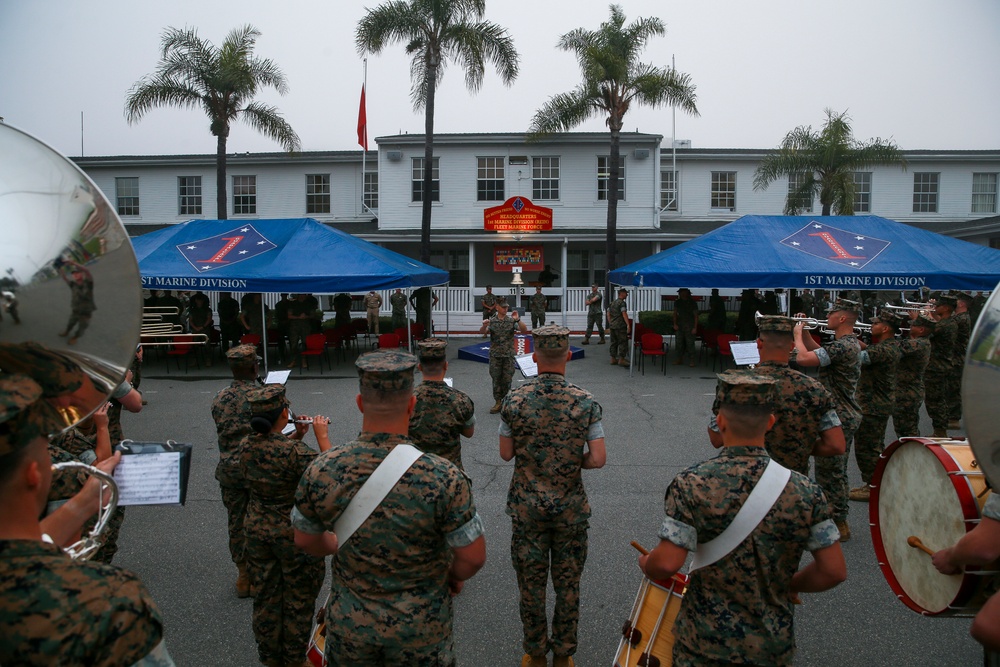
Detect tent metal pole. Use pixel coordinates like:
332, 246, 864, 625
260, 296, 269, 373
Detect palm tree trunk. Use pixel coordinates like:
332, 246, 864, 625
216, 133, 228, 220
420, 61, 437, 266
605, 126, 621, 302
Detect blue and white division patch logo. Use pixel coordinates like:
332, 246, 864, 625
176, 225, 278, 273
780, 221, 890, 269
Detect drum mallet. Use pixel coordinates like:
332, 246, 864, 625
630, 541, 649, 555
907, 536, 936, 556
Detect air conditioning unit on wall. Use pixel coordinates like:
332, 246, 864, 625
633, 149, 650, 159
386, 150, 402, 161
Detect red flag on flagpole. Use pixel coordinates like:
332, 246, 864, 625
357, 85, 368, 151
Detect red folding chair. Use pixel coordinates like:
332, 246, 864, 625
300, 333, 328, 374
714, 334, 739, 371
639, 333, 668, 375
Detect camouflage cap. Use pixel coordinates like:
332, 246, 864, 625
936, 294, 957, 308
0, 342, 84, 397
0, 374, 61, 456
757, 315, 795, 334
617, 287, 628, 295
952, 291, 974, 304
532, 324, 570, 350
872, 312, 906, 331
246, 384, 287, 415
912, 314, 937, 330
356, 350, 417, 393
416, 337, 448, 361
827, 298, 862, 316
226, 344, 258, 367
495, 297, 509, 308
715, 370, 778, 407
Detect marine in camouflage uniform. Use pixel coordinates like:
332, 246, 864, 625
529, 287, 548, 328
58, 261, 96, 344
850, 314, 903, 501
607, 288, 631, 366
240, 383, 328, 667
286, 295, 313, 369
582, 284, 604, 344
292, 350, 485, 666
0, 374, 173, 666
499, 325, 606, 666
210, 344, 258, 597
892, 315, 933, 439
793, 299, 862, 538
480, 298, 527, 413
481, 286, 498, 318
948, 292, 973, 425
409, 338, 476, 469
389, 289, 408, 331
217, 292, 243, 350
673, 288, 699, 366
365, 291, 383, 335
640, 372, 844, 667
709, 316, 843, 476
925, 294, 958, 437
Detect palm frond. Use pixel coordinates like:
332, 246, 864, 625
239, 101, 301, 152
527, 88, 598, 139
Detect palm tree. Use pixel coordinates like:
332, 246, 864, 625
125, 25, 300, 220
528, 4, 698, 295
753, 109, 906, 216
356, 0, 519, 264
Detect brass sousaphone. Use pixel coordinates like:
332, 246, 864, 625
963, 285, 1000, 489
0, 123, 143, 559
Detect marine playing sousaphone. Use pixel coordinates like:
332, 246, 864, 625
0, 122, 143, 559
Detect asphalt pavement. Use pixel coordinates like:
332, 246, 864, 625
112, 339, 986, 666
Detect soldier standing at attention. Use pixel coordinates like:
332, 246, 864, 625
673, 288, 699, 367
389, 288, 408, 332
480, 298, 527, 414
293, 350, 486, 665
529, 286, 548, 329
607, 287, 632, 367
708, 316, 845, 476
57, 260, 96, 345
581, 284, 604, 345
481, 285, 498, 319
499, 325, 606, 667
948, 291, 973, 429
240, 384, 330, 667
210, 344, 259, 598
640, 372, 846, 667
217, 292, 242, 351
365, 290, 383, 335
332, 293, 353, 330
0, 375, 174, 666
793, 298, 862, 541
286, 294, 313, 370
892, 314, 933, 439
849, 313, 903, 502
410, 287, 439, 337
924, 294, 958, 437
409, 338, 475, 470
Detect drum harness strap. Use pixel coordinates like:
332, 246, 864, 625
333, 443, 424, 547
689, 458, 791, 571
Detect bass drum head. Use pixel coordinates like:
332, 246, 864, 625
871, 439, 970, 614
0, 123, 142, 431
963, 283, 1000, 489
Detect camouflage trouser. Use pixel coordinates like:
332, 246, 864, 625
947, 364, 964, 421
288, 320, 310, 366
816, 416, 859, 522
490, 355, 516, 402
325, 631, 456, 667
92, 507, 125, 564
219, 483, 249, 566
854, 413, 890, 484
531, 310, 546, 328
924, 371, 950, 432
220, 321, 241, 349
246, 532, 325, 666
63, 308, 93, 338
892, 396, 922, 441
391, 312, 406, 331
585, 312, 604, 341
609, 326, 629, 360
511, 520, 589, 658
675, 329, 696, 362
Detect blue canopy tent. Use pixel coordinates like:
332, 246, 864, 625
132, 218, 447, 292
609, 215, 1000, 291
132, 218, 449, 364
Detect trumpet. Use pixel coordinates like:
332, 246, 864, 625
51, 461, 119, 560
754, 310, 821, 330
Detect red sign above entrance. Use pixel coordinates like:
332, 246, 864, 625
484, 196, 553, 233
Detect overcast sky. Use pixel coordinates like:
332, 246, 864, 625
2, 0, 998, 158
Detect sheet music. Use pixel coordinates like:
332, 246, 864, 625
515, 353, 538, 377
729, 341, 761, 366
114, 452, 181, 505
264, 370, 291, 384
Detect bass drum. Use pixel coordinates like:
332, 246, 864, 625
0, 122, 142, 429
